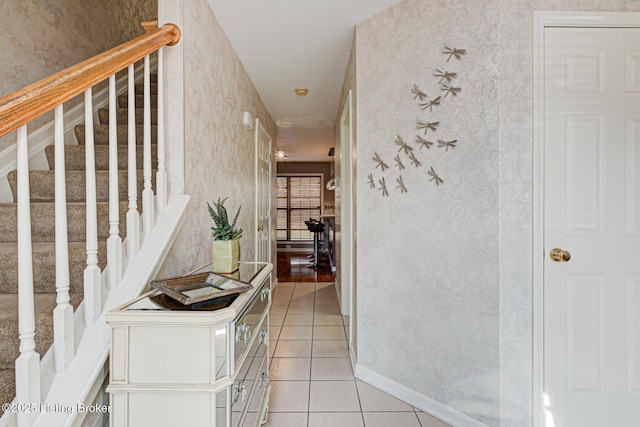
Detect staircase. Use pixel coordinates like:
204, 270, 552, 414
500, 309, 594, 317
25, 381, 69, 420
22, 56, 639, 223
0, 79, 158, 416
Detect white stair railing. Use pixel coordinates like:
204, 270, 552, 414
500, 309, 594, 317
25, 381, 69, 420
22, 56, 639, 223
156, 47, 167, 212
142, 55, 155, 233
83, 88, 101, 327
15, 125, 41, 426
0, 21, 182, 426
107, 75, 123, 288
126, 63, 141, 258
53, 105, 74, 372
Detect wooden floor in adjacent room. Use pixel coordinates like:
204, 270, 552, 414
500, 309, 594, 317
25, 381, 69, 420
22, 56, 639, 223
277, 251, 336, 283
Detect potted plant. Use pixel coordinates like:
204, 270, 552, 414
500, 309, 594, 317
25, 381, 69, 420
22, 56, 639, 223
207, 197, 243, 273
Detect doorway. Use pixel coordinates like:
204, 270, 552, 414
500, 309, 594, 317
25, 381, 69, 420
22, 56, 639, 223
255, 118, 272, 264
533, 12, 640, 427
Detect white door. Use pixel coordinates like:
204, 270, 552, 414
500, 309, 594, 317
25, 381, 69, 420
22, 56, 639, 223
543, 26, 640, 426
255, 118, 272, 264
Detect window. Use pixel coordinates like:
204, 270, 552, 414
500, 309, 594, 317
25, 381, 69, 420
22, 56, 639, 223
277, 175, 323, 241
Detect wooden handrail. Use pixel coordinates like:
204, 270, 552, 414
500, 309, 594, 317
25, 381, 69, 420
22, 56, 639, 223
0, 22, 180, 139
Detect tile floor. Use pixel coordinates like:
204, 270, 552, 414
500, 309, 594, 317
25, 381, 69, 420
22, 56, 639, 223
265, 281, 451, 427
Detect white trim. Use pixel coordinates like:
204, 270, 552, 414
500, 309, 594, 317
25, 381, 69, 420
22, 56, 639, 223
40, 195, 188, 427
0, 61, 151, 203
354, 364, 489, 427
70, 361, 108, 427
339, 89, 355, 348
533, 11, 640, 27
0, 195, 189, 427
255, 118, 273, 265
531, 11, 640, 427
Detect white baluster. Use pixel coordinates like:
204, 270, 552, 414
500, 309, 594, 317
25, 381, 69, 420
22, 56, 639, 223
142, 54, 155, 233
15, 125, 41, 424
127, 64, 140, 257
53, 105, 74, 372
107, 75, 122, 288
156, 47, 167, 212
84, 88, 101, 326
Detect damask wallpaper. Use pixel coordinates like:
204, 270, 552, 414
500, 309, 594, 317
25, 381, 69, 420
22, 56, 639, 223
0, 0, 157, 152
157, 0, 276, 281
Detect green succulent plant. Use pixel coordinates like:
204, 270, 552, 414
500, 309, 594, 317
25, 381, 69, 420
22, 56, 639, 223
207, 197, 243, 241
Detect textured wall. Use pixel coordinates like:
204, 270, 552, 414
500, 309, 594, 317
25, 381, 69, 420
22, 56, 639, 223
157, 0, 276, 279
0, 0, 157, 151
353, 0, 640, 425
356, 0, 500, 424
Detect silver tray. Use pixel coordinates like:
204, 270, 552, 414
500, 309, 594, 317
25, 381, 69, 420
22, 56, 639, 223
150, 271, 253, 305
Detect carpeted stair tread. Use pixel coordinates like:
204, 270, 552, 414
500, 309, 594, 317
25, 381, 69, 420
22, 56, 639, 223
0, 292, 84, 370
134, 83, 157, 95
97, 108, 157, 125
118, 94, 158, 108
0, 369, 15, 416
0, 241, 107, 295
0, 201, 130, 243
44, 144, 157, 171
74, 124, 156, 145
0, 72, 160, 412
7, 169, 148, 203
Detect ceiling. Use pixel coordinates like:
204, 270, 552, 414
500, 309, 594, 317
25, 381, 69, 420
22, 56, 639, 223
208, 0, 399, 137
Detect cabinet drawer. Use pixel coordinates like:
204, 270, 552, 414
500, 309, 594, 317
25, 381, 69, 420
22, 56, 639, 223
230, 322, 268, 412
232, 277, 270, 367
237, 354, 269, 427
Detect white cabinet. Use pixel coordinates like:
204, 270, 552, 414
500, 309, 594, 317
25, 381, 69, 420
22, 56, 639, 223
106, 264, 272, 427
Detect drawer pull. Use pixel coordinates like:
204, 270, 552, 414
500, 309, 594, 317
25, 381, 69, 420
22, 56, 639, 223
260, 372, 269, 387
258, 329, 268, 346
241, 384, 248, 403
232, 383, 241, 405
235, 322, 246, 343
261, 288, 270, 302
244, 326, 251, 343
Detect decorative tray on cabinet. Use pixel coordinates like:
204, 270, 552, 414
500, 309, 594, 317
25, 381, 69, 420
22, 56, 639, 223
150, 271, 253, 306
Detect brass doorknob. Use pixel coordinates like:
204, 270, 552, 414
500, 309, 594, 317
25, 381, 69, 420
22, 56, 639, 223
550, 248, 571, 262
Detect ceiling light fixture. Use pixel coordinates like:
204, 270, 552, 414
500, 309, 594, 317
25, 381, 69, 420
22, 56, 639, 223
294, 87, 309, 96
326, 176, 336, 191
276, 150, 287, 160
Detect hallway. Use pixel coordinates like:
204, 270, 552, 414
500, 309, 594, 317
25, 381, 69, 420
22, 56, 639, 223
276, 252, 335, 283
265, 281, 450, 427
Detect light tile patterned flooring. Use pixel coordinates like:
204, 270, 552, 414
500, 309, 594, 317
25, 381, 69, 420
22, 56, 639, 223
265, 282, 451, 427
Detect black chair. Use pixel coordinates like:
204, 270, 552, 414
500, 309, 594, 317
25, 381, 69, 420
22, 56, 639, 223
304, 218, 325, 269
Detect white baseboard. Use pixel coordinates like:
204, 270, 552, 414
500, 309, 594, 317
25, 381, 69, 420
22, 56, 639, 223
349, 345, 357, 372
354, 364, 489, 427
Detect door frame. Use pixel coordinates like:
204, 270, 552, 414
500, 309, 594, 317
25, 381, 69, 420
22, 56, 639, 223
532, 11, 640, 426
255, 117, 272, 264
339, 90, 356, 359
